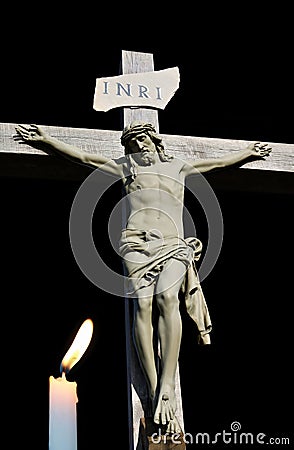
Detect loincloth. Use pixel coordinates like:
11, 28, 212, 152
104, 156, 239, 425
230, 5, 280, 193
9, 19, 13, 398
119, 228, 212, 344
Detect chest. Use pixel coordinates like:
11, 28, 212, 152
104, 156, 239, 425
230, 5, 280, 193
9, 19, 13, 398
125, 160, 185, 195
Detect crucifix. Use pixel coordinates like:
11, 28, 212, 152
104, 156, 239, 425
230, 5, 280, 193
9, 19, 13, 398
1, 50, 294, 450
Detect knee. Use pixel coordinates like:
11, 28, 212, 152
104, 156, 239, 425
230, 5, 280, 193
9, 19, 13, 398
156, 290, 179, 314
136, 296, 153, 315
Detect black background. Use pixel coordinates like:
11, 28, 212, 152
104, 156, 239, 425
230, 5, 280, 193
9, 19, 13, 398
1, 6, 293, 449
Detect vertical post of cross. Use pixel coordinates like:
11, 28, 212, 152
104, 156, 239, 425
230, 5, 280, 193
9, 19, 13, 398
121, 50, 159, 132
120, 49, 184, 450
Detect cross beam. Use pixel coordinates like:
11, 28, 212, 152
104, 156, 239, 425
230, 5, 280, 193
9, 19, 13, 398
1, 121, 293, 173
1, 121, 293, 194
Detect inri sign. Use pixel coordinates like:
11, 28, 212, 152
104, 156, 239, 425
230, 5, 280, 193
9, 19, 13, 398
93, 67, 180, 112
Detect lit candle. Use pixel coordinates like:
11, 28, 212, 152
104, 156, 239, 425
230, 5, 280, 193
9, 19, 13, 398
49, 318, 94, 450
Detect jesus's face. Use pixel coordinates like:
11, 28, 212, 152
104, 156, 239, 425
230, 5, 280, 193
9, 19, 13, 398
127, 132, 157, 165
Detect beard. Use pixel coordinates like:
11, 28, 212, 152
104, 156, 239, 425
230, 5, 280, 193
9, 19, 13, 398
140, 151, 156, 165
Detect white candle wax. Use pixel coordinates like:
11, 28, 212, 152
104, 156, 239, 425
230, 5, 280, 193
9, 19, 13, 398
49, 373, 78, 450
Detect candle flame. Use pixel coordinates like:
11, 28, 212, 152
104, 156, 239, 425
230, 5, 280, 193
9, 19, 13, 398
60, 318, 93, 375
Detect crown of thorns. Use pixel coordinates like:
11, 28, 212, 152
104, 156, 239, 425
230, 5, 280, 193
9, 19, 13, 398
120, 122, 157, 146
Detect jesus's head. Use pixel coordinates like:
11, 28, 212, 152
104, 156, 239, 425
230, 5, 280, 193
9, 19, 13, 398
121, 121, 173, 163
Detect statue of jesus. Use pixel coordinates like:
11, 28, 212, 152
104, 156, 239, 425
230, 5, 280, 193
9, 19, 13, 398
14, 121, 271, 434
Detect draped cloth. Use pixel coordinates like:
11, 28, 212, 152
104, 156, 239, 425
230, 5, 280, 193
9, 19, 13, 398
119, 229, 212, 344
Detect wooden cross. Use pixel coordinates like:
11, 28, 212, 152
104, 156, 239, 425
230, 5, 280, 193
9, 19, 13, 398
1, 50, 293, 450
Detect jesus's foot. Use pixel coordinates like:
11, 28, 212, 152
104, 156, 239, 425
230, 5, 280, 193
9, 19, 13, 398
153, 392, 181, 433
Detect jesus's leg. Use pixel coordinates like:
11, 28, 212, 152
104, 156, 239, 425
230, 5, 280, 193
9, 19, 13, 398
153, 259, 186, 432
133, 284, 158, 408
